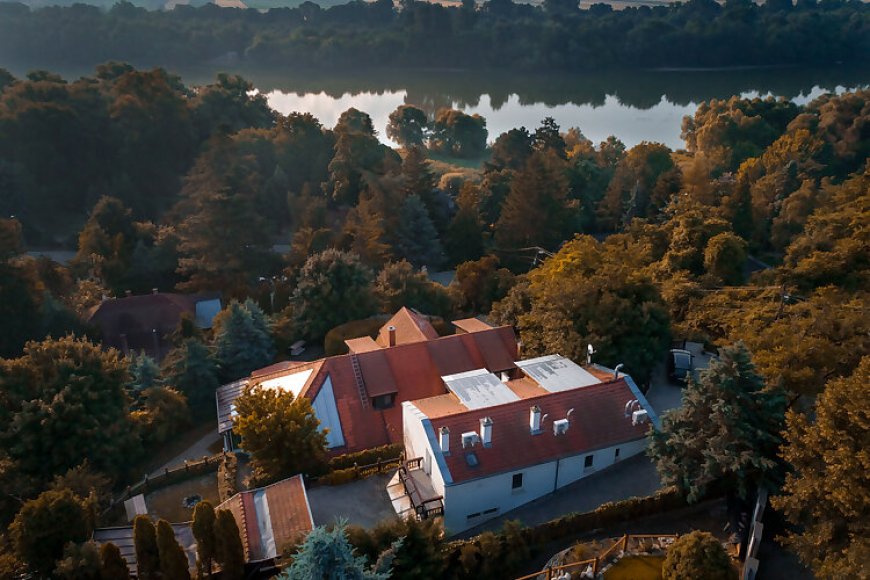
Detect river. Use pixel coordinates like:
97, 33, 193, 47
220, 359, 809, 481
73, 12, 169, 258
39, 64, 870, 150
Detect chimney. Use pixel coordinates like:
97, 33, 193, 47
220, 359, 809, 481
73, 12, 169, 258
439, 426, 450, 455
480, 417, 493, 447
530, 405, 542, 433
517, 339, 523, 358
387, 325, 397, 347
125, 289, 132, 297
152, 287, 158, 294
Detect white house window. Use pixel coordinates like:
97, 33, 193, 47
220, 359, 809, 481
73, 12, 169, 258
584, 455, 594, 469
466, 512, 481, 521
512, 473, 523, 489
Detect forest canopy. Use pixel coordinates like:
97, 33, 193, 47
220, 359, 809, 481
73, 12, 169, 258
0, 0, 867, 71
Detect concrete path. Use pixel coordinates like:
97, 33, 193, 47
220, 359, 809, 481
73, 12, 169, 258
306, 473, 398, 529
149, 429, 222, 479
456, 453, 663, 538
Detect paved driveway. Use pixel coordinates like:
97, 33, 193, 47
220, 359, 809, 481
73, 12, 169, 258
456, 453, 662, 538
307, 473, 398, 529
644, 341, 716, 417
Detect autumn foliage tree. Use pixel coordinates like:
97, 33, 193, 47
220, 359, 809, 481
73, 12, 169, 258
662, 531, 733, 580
234, 386, 329, 484
772, 358, 870, 578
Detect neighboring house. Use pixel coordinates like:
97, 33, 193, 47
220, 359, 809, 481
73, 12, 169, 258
394, 356, 659, 534
86, 290, 221, 361
216, 308, 518, 454
93, 522, 198, 576
218, 474, 314, 562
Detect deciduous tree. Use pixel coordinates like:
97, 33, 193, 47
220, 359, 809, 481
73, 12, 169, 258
387, 105, 428, 148
662, 531, 732, 580
234, 386, 329, 483
772, 358, 870, 578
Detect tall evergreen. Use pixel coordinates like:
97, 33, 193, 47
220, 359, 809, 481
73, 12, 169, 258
211, 299, 275, 382
191, 500, 217, 578
99, 542, 130, 580
214, 510, 245, 580
132, 516, 160, 580
649, 343, 787, 501
395, 195, 444, 270
161, 338, 220, 416
401, 146, 444, 232
156, 519, 190, 580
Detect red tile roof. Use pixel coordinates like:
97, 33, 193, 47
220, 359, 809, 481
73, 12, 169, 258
452, 318, 494, 333
345, 336, 381, 354
302, 326, 519, 454
428, 379, 648, 483
218, 474, 313, 562
375, 307, 439, 347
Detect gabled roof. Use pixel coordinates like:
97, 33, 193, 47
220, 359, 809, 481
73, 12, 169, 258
345, 336, 381, 354
426, 379, 650, 484
375, 307, 439, 347
218, 474, 313, 562
452, 317, 494, 333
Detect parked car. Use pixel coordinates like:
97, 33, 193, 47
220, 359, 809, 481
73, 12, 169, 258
667, 348, 694, 385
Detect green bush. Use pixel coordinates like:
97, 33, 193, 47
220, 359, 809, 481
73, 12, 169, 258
662, 531, 733, 580
218, 453, 239, 502
323, 318, 386, 356
322, 468, 358, 486
328, 444, 404, 471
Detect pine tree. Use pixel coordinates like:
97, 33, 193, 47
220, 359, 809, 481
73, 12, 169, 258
161, 338, 220, 417
649, 343, 787, 502
395, 195, 443, 270
156, 519, 190, 580
128, 353, 160, 394
132, 516, 160, 580
212, 299, 275, 382
214, 510, 245, 580
191, 501, 217, 578
494, 150, 570, 266
401, 146, 444, 232
280, 523, 388, 580
99, 542, 130, 580
445, 206, 485, 266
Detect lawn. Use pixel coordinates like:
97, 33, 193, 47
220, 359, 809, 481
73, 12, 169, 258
604, 555, 665, 580
145, 472, 220, 522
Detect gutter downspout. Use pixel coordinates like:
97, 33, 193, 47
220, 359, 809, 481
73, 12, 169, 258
553, 457, 560, 494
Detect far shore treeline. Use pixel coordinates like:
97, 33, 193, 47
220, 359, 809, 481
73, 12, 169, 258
0, 0, 867, 71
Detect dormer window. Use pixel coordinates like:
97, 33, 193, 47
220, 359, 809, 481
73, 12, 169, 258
372, 393, 396, 410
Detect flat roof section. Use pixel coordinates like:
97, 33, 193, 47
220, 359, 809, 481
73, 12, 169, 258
516, 355, 603, 392
442, 369, 521, 410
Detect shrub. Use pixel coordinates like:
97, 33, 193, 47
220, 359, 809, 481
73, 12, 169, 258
323, 318, 385, 356
328, 444, 404, 471
322, 468, 358, 486
218, 453, 239, 502
662, 531, 733, 580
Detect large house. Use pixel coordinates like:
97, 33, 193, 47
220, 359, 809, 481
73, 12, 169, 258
87, 290, 221, 361
216, 308, 519, 454
393, 356, 658, 534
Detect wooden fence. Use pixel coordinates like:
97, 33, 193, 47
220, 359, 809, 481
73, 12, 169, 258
515, 533, 679, 580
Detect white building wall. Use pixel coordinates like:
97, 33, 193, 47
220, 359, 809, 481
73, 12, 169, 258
402, 402, 448, 495
442, 437, 648, 534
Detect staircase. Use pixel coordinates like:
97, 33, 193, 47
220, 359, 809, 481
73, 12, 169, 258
350, 353, 369, 408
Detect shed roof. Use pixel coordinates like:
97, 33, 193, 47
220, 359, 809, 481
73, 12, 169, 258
93, 522, 198, 575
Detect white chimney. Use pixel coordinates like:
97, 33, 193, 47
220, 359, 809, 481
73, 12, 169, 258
439, 426, 450, 455
480, 417, 493, 447
388, 325, 397, 347
530, 405, 542, 433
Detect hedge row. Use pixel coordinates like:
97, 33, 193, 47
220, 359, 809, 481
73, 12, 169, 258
218, 453, 239, 502
328, 444, 404, 472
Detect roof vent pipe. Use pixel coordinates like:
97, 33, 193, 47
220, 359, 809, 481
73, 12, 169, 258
388, 325, 397, 347
529, 405, 542, 433
439, 426, 450, 455
480, 417, 493, 447
566, 408, 575, 422
614, 363, 624, 380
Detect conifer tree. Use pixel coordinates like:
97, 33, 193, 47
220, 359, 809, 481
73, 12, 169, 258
401, 146, 444, 232
280, 523, 388, 580
99, 542, 130, 580
191, 501, 217, 578
445, 206, 485, 266
128, 353, 160, 394
157, 519, 190, 580
649, 343, 787, 501
132, 516, 160, 580
161, 338, 220, 416
214, 510, 245, 580
212, 299, 275, 382
395, 194, 444, 270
